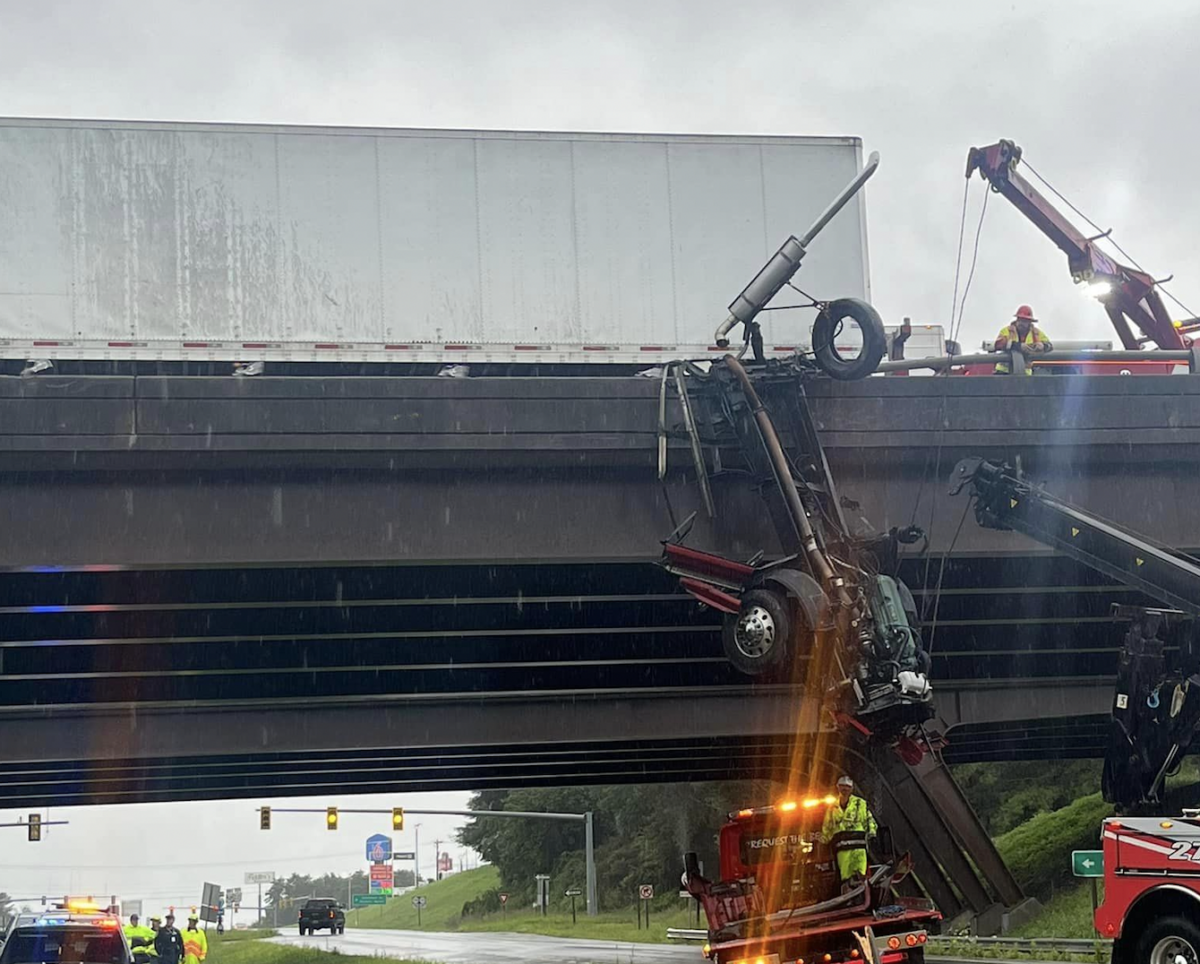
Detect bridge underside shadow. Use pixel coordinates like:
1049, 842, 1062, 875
0, 557, 1119, 808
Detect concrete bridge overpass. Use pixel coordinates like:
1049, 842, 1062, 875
0, 371, 1197, 568
0, 369, 1188, 809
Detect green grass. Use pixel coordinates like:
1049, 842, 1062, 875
357, 865, 500, 931
1007, 879, 1106, 940
207, 933, 432, 964
995, 792, 1110, 896
355, 863, 702, 943
212, 927, 278, 943
458, 904, 699, 943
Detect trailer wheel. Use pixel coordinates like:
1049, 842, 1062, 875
722, 588, 791, 675
812, 298, 887, 380
1137, 916, 1200, 964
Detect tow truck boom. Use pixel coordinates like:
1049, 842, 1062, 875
950, 457, 1200, 616
966, 139, 1184, 351
951, 457, 1200, 805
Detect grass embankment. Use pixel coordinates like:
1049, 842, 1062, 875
460, 904, 698, 943
362, 863, 700, 942
206, 931, 431, 964
358, 865, 500, 930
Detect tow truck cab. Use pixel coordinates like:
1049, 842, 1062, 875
1097, 814, 1200, 964
683, 799, 940, 964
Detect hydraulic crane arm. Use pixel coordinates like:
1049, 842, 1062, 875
965, 139, 1185, 351
950, 457, 1200, 615
951, 457, 1200, 805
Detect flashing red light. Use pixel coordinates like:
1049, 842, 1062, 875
1106, 923, 1116, 936
918, 934, 927, 944
906, 934, 919, 947
887, 937, 902, 950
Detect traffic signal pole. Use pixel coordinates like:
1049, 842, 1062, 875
260, 806, 599, 916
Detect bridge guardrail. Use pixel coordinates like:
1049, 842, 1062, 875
667, 929, 1114, 954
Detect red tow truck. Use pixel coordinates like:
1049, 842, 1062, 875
683, 798, 940, 964
1096, 813, 1200, 964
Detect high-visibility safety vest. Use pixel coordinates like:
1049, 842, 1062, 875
822, 795, 878, 880
182, 926, 208, 964
994, 322, 1050, 374
125, 924, 157, 961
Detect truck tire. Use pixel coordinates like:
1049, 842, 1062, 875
722, 588, 791, 675
812, 298, 887, 381
1136, 915, 1200, 964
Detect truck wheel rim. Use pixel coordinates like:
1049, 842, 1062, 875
1151, 936, 1197, 964
735, 605, 776, 658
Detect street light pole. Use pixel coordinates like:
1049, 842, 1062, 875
414, 824, 421, 888
585, 811, 597, 917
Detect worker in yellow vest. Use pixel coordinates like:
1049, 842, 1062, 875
994, 305, 1052, 374
182, 911, 207, 964
821, 774, 877, 889
123, 913, 156, 963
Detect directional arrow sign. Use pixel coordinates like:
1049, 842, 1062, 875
1072, 850, 1104, 877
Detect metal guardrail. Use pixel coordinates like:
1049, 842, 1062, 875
667, 929, 1113, 953
875, 346, 1198, 374
666, 927, 707, 942
934, 936, 1112, 951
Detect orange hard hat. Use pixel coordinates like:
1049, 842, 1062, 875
1015, 305, 1035, 320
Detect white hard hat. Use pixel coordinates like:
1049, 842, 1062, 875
837, 775, 854, 788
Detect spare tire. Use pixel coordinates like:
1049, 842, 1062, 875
812, 297, 887, 380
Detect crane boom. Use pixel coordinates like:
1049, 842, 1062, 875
950, 457, 1200, 615
951, 457, 1200, 805
965, 139, 1185, 351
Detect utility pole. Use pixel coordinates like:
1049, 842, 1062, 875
414, 825, 421, 887
434, 839, 441, 881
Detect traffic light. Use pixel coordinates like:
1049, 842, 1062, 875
260, 806, 271, 831
28, 813, 41, 842
326, 806, 338, 831
392, 807, 404, 832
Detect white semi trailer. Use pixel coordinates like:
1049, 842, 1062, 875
0, 117, 930, 369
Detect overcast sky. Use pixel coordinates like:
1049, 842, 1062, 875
0, 0, 1198, 917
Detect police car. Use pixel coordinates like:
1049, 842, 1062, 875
0, 903, 131, 964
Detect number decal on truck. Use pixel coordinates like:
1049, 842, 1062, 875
1168, 841, 1193, 860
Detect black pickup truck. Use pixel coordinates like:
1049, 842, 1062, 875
298, 898, 345, 935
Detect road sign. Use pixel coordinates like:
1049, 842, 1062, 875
499, 893, 509, 905
366, 834, 393, 863
394, 851, 416, 861
565, 888, 582, 897
226, 888, 242, 905
200, 883, 221, 923
352, 894, 386, 907
639, 884, 654, 900
412, 896, 427, 908
123, 900, 143, 918
1072, 850, 1104, 877
369, 863, 394, 895
244, 872, 275, 884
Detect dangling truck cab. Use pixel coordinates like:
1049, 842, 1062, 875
683, 798, 941, 964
